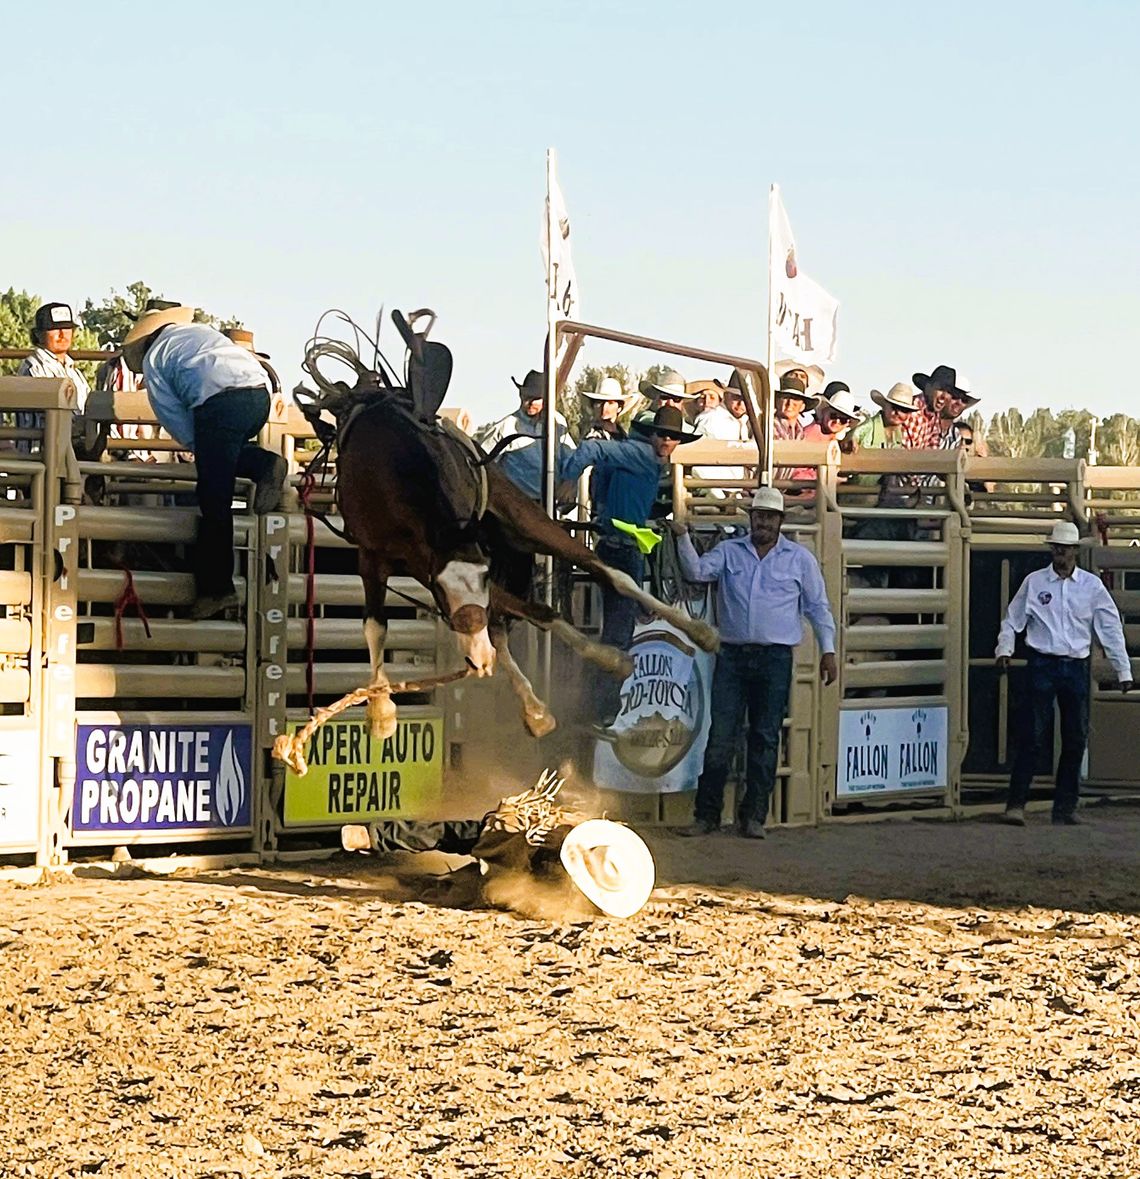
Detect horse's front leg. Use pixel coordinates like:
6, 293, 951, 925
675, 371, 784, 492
490, 624, 556, 738
360, 548, 398, 741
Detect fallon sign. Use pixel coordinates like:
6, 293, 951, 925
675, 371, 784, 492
837, 706, 948, 799
73, 723, 253, 834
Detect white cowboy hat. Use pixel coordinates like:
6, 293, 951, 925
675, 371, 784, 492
950, 375, 981, 406
582, 376, 628, 402
559, 819, 655, 918
1045, 521, 1082, 546
870, 382, 922, 413
820, 388, 863, 422
775, 359, 826, 396
638, 368, 696, 401
749, 486, 785, 513
122, 305, 195, 347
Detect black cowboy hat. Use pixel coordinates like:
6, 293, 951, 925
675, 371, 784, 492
631, 405, 702, 443
912, 364, 970, 398
512, 370, 545, 400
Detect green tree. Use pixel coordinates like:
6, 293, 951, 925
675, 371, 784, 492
1098, 414, 1140, 467
82, 281, 241, 347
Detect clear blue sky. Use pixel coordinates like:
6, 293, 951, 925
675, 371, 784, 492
3, 1, 1137, 427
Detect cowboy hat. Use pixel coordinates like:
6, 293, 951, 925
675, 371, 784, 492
582, 376, 628, 402
122, 304, 195, 347
1045, 521, 1082, 546
749, 486, 785, 513
948, 375, 981, 406
559, 819, 655, 918
870, 382, 922, 413
638, 368, 696, 400
912, 363, 972, 399
820, 388, 863, 422
630, 405, 702, 443
774, 373, 819, 409
225, 327, 271, 360
686, 378, 727, 399
511, 369, 546, 400
775, 359, 826, 396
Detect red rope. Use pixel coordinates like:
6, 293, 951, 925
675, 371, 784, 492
113, 566, 152, 650
299, 469, 318, 715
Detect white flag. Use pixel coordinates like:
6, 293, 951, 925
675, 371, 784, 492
541, 169, 579, 322
769, 185, 839, 366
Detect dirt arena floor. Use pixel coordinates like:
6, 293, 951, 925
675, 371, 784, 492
3, 805, 1140, 1178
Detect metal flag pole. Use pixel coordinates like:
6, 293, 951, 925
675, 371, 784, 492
540, 147, 558, 701
764, 182, 777, 488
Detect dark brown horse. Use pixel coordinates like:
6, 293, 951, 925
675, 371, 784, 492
335, 393, 719, 739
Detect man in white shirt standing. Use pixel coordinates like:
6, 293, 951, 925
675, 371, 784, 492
121, 305, 287, 620
996, 520, 1133, 826
16, 302, 92, 454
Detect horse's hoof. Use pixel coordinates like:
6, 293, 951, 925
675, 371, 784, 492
524, 710, 557, 739
368, 698, 398, 741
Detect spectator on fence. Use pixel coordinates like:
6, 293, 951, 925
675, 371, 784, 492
772, 373, 815, 443
639, 368, 697, 415
996, 520, 1132, 826
473, 369, 577, 501
16, 302, 92, 455
671, 486, 838, 838
902, 363, 961, 449
689, 376, 753, 498
558, 405, 701, 654
939, 378, 981, 451
846, 382, 922, 495
775, 360, 825, 400
803, 383, 862, 446
121, 306, 288, 620
580, 376, 629, 441
690, 379, 725, 424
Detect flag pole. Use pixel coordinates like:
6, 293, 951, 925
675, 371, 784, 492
764, 183, 777, 488
540, 148, 558, 700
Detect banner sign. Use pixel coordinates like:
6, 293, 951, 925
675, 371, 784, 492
837, 706, 948, 798
73, 723, 253, 833
541, 167, 579, 322
770, 185, 839, 367
593, 621, 714, 794
0, 724, 40, 847
284, 716, 444, 825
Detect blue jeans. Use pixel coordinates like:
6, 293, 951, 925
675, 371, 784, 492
595, 535, 644, 651
1007, 650, 1090, 819
695, 643, 793, 825
192, 388, 275, 597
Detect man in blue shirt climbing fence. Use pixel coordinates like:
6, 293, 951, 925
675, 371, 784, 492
121, 305, 287, 620
672, 486, 838, 838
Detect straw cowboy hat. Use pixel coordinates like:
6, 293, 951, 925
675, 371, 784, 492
630, 405, 703, 443
871, 382, 922, 413
820, 388, 863, 422
775, 359, 826, 396
638, 368, 696, 400
1045, 521, 1084, 546
121, 304, 195, 348
686, 378, 728, 400
512, 369, 546, 400
774, 372, 819, 409
749, 486, 785, 513
559, 819, 655, 918
582, 376, 628, 402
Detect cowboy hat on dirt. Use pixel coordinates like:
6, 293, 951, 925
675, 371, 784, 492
559, 819, 655, 918
871, 382, 922, 413
775, 359, 826, 397
512, 370, 546, 400
121, 305, 195, 348
638, 369, 695, 401
630, 405, 702, 443
582, 376, 628, 402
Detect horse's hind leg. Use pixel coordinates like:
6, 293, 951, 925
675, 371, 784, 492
490, 625, 556, 738
360, 548, 398, 741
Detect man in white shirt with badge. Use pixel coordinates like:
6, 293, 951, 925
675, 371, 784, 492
996, 520, 1132, 826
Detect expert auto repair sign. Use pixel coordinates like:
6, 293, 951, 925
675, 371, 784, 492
73, 724, 253, 834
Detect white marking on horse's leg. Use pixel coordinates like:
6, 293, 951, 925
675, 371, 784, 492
491, 631, 556, 738
438, 559, 495, 674
603, 569, 720, 653
549, 618, 634, 679
363, 618, 398, 740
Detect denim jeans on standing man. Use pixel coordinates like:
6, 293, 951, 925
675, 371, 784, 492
192, 387, 277, 598
694, 642, 794, 826
1006, 649, 1090, 819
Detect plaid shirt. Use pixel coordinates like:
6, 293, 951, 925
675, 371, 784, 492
899, 402, 943, 450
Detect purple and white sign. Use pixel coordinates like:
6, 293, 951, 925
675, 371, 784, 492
73, 724, 252, 833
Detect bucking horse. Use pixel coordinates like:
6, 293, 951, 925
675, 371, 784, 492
297, 309, 719, 741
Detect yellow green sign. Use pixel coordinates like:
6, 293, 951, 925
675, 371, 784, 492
283, 714, 444, 825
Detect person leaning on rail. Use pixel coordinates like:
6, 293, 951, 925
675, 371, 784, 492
996, 520, 1133, 827
120, 305, 287, 621
671, 486, 838, 839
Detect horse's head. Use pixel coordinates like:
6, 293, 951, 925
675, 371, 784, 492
436, 557, 494, 675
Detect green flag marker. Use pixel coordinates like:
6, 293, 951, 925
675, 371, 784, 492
612, 519, 662, 555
